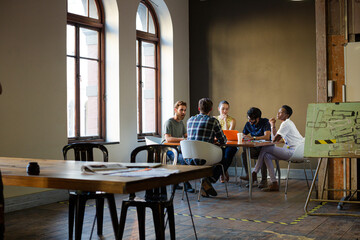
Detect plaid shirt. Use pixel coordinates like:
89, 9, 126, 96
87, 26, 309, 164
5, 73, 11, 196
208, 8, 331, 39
187, 114, 227, 144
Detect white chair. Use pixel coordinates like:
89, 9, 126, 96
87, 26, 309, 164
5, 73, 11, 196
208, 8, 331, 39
145, 136, 162, 145
180, 140, 228, 201
283, 143, 314, 195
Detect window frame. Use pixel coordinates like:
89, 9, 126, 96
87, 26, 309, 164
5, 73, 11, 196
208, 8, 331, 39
66, 0, 106, 143
136, 0, 161, 139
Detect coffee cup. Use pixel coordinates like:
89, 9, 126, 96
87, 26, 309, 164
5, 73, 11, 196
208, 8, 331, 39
237, 133, 243, 143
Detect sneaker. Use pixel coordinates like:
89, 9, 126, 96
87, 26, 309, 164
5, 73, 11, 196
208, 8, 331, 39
184, 181, 195, 193
258, 180, 268, 189
201, 178, 217, 196
261, 181, 279, 192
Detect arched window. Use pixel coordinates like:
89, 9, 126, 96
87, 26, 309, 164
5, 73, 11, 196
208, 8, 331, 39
136, 0, 160, 138
66, 0, 105, 142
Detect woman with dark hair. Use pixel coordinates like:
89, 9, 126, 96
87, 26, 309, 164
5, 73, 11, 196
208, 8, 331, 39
241, 105, 304, 191
215, 100, 236, 130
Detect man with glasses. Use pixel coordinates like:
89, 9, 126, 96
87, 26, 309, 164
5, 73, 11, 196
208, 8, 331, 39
240, 107, 271, 188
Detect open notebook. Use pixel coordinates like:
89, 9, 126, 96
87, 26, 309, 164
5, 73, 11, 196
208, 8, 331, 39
223, 130, 239, 141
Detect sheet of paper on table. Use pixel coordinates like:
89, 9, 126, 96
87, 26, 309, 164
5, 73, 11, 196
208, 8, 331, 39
81, 162, 178, 177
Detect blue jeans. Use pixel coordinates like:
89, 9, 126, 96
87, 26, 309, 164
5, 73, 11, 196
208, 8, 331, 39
167, 151, 186, 165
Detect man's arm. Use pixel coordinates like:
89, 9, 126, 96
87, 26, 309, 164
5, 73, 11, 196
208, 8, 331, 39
254, 130, 271, 141
272, 134, 283, 143
164, 134, 185, 143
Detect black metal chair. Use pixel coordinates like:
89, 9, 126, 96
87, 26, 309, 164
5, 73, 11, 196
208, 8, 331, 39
62, 143, 118, 240
117, 145, 178, 240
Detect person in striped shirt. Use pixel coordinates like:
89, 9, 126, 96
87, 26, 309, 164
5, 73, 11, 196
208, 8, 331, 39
187, 98, 237, 197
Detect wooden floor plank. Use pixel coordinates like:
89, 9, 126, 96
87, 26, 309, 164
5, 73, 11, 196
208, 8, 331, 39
4, 178, 360, 239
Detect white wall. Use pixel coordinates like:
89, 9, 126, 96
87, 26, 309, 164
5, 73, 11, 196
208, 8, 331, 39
0, 0, 190, 198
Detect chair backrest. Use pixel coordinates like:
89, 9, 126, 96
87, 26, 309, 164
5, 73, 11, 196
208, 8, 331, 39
131, 145, 178, 165
180, 140, 223, 166
130, 145, 178, 201
145, 136, 163, 145
223, 130, 239, 141
288, 143, 305, 162
62, 143, 108, 162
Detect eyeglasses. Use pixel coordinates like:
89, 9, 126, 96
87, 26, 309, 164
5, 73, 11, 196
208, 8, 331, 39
247, 117, 256, 124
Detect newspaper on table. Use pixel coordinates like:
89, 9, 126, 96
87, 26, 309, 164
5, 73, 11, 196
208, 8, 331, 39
81, 162, 179, 177
81, 163, 128, 174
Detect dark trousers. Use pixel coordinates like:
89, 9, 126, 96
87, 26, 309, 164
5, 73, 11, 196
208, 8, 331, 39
241, 147, 267, 182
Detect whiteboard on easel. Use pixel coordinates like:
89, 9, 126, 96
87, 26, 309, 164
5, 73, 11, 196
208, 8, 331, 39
345, 42, 360, 102
304, 102, 360, 158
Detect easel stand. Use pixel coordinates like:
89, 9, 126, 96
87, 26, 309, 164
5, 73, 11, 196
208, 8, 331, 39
304, 157, 360, 217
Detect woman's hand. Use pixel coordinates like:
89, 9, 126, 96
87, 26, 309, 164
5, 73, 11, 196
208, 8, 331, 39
269, 117, 276, 127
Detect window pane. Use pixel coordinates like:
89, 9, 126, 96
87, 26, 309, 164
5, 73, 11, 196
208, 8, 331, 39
68, 0, 87, 17
136, 67, 140, 134
136, 40, 139, 66
141, 42, 155, 67
67, 25, 75, 56
67, 57, 76, 138
89, 0, 99, 19
80, 59, 99, 137
136, 3, 147, 32
141, 68, 156, 133
149, 13, 155, 34
80, 27, 99, 59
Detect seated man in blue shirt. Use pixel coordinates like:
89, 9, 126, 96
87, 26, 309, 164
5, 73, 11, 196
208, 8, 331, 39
240, 107, 271, 188
187, 98, 237, 197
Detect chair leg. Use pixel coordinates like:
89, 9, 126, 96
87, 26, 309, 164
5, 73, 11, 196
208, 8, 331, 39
68, 195, 76, 240
106, 194, 119, 238
96, 198, 105, 236
234, 155, 238, 184
152, 204, 165, 240
239, 155, 244, 185
220, 164, 229, 197
181, 182, 185, 200
167, 204, 176, 240
117, 201, 129, 240
136, 206, 146, 240
198, 178, 203, 202
285, 161, 291, 195
74, 196, 87, 240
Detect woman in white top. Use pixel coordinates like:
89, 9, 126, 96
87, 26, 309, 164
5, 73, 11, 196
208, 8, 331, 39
249, 105, 304, 191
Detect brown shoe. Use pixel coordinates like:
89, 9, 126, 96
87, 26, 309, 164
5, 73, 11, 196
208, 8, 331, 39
261, 181, 279, 192
240, 172, 257, 183
258, 180, 268, 189
201, 178, 217, 196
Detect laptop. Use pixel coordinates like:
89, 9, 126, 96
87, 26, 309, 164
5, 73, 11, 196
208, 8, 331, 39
223, 130, 239, 141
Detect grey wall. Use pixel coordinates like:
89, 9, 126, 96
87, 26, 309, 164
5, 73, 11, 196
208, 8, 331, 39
0, 0, 190, 198
189, 0, 317, 136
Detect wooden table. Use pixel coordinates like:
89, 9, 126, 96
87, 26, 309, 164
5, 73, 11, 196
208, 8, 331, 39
0, 157, 212, 239
224, 141, 274, 200
164, 141, 274, 200
0, 157, 212, 194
